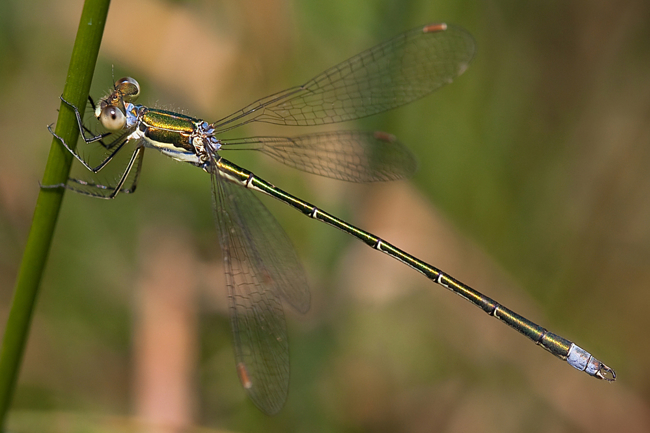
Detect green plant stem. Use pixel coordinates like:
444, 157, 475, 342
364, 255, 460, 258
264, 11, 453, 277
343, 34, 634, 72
0, 0, 110, 427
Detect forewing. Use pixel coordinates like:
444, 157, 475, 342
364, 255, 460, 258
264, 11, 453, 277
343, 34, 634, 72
212, 23, 475, 131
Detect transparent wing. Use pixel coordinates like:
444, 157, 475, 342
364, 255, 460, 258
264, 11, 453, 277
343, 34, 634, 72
220, 130, 417, 182
211, 156, 310, 415
212, 23, 475, 132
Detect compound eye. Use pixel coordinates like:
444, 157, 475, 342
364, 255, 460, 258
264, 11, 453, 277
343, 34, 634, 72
99, 105, 126, 130
115, 77, 140, 102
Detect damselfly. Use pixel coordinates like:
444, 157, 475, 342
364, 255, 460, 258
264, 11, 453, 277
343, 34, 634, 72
48, 23, 615, 415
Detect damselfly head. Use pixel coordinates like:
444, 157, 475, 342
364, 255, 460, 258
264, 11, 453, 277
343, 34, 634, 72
94, 77, 140, 131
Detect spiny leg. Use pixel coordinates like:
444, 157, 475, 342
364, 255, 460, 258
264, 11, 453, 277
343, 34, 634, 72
42, 146, 145, 199
61, 95, 111, 144
48, 122, 135, 173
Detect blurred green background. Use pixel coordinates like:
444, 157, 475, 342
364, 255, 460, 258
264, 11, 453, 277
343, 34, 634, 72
1, 0, 650, 432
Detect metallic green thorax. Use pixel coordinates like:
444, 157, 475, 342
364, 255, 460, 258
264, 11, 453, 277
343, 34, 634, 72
139, 108, 201, 154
